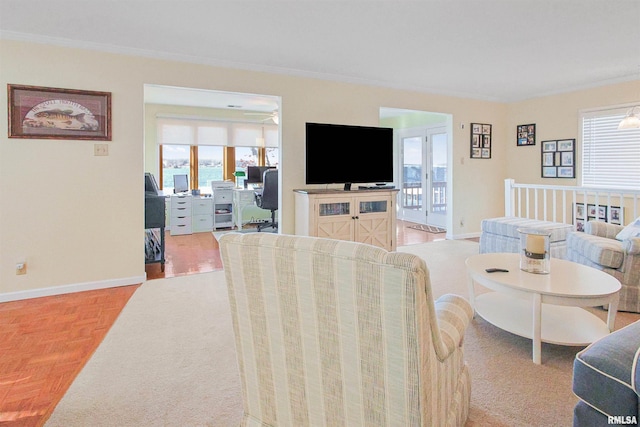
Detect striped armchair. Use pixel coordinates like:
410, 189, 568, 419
219, 233, 473, 427
566, 221, 640, 313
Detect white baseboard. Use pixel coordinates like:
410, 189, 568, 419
449, 231, 481, 240
0, 275, 146, 303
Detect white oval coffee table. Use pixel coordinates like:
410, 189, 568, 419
466, 253, 621, 364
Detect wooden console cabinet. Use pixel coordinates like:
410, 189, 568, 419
294, 188, 399, 251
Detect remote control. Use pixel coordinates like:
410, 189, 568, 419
485, 268, 509, 273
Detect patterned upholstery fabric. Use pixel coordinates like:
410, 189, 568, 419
219, 232, 474, 427
573, 320, 640, 426
479, 216, 573, 259
566, 221, 640, 313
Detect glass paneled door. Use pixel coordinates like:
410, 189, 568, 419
400, 127, 447, 228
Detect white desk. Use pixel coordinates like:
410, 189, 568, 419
233, 189, 255, 230
233, 188, 271, 230
466, 253, 620, 364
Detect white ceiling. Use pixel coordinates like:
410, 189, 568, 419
1, 0, 639, 109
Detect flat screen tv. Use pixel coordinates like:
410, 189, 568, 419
305, 122, 394, 190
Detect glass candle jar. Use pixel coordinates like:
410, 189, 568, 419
517, 227, 551, 274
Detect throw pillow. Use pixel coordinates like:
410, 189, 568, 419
616, 217, 640, 241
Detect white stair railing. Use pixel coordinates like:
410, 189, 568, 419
504, 179, 640, 229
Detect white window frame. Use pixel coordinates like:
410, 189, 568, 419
580, 103, 640, 190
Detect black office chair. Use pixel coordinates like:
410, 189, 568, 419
254, 169, 278, 232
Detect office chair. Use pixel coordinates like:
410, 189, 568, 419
254, 169, 278, 232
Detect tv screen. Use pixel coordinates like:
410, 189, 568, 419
173, 174, 189, 193
305, 122, 393, 189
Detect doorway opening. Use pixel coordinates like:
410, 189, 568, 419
143, 84, 281, 279
379, 108, 452, 233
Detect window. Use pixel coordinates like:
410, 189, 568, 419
197, 145, 223, 189
162, 144, 191, 191
265, 147, 279, 167
581, 105, 640, 189
157, 115, 278, 192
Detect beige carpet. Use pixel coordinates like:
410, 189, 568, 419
45, 271, 243, 427
46, 240, 640, 426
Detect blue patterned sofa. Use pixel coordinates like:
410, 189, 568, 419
573, 320, 640, 426
480, 216, 574, 259
566, 221, 640, 313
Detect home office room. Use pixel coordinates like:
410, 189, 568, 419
142, 85, 281, 278
1, 1, 640, 426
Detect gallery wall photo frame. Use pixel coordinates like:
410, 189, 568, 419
8, 84, 112, 140
470, 122, 492, 159
574, 201, 622, 232
517, 123, 536, 146
541, 138, 575, 178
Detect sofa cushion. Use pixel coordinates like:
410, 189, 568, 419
573, 321, 640, 419
480, 216, 573, 243
566, 232, 625, 269
617, 216, 640, 241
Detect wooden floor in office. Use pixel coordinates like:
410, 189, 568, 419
0, 220, 445, 426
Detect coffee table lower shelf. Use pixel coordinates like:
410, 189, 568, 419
475, 292, 611, 346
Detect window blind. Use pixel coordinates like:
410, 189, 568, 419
157, 117, 228, 146
581, 106, 640, 189
156, 116, 277, 147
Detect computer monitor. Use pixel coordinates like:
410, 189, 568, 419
145, 172, 160, 195
173, 174, 189, 193
246, 166, 276, 185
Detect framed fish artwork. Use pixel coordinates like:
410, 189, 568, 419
8, 84, 111, 140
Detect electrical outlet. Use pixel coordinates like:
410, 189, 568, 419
94, 143, 109, 156
16, 262, 27, 275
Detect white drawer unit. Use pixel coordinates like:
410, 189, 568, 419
170, 215, 192, 235
193, 214, 214, 232
170, 194, 192, 235
192, 197, 214, 232
213, 188, 234, 229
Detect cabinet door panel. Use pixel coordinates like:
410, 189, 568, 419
356, 217, 391, 250
317, 218, 354, 241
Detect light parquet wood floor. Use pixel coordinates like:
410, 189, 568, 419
0, 220, 441, 426
0, 286, 138, 426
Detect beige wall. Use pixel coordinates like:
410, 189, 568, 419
506, 80, 640, 184
1, 38, 634, 299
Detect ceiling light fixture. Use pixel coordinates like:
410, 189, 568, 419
618, 106, 640, 130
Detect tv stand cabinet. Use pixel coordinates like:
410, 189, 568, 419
294, 188, 399, 251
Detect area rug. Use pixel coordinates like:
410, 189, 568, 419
46, 240, 640, 426
408, 223, 446, 233
45, 271, 243, 427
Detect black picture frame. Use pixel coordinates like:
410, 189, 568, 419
470, 123, 491, 159
541, 139, 575, 178
610, 206, 622, 225
517, 123, 536, 146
